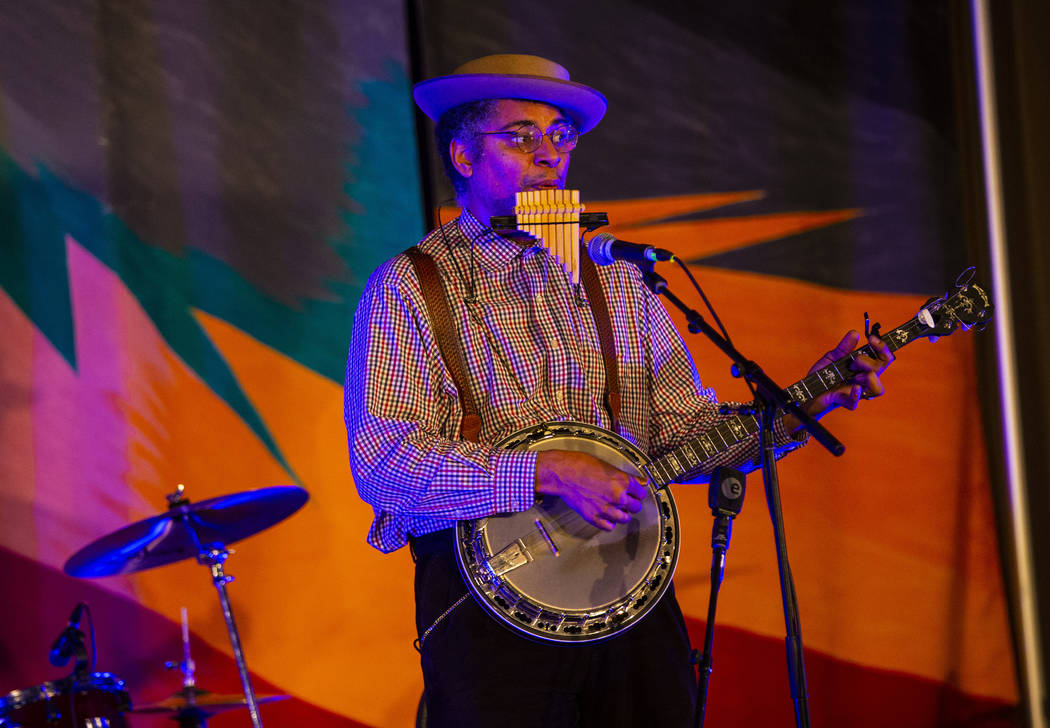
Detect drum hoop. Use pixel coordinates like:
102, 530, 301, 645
0, 683, 56, 713
0, 672, 129, 725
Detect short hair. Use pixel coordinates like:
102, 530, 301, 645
435, 99, 498, 198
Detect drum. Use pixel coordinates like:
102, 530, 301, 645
0, 672, 130, 727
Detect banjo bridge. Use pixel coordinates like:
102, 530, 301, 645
533, 518, 560, 556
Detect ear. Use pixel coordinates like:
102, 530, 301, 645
450, 138, 473, 178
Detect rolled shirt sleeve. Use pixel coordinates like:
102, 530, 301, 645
345, 256, 537, 553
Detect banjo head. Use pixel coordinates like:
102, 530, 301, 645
456, 421, 680, 643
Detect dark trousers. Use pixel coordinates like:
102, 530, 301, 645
412, 529, 698, 728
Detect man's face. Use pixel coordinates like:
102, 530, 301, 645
452, 99, 572, 222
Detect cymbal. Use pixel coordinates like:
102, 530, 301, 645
130, 686, 290, 717
64, 486, 309, 578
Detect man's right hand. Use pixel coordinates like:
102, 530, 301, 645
534, 450, 648, 531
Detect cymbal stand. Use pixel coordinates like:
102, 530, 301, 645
164, 606, 209, 728
170, 485, 264, 728
170, 483, 262, 726
197, 546, 263, 728
180, 607, 195, 689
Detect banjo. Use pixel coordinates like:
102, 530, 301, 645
454, 235, 993, 643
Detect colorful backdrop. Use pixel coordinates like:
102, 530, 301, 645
0, 1, 1020, 726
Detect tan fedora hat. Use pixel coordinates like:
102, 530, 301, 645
413, 54, 608, 133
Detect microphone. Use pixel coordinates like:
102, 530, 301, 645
709, 467, 745, 518
587, 232, 675, 266
708, 467, 745, 552
48, 602, 86, 667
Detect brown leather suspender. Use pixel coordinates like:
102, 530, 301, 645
405, 246, 482, 442
404, 241, 622, 442
577, 249, 622, 433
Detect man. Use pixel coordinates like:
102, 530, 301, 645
345, 54, 892, 727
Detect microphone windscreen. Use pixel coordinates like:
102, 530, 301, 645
587, 232, 617, 266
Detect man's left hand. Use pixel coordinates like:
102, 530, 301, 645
799, 329, 894, 421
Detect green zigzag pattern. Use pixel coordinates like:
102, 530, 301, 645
0, 60, 424, 479
0, 151, 297, 480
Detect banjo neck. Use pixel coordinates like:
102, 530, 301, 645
645, 280, 992, 488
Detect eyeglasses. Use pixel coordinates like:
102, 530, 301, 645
476, 122, 579, 154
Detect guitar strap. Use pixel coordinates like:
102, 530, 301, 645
404, 241, 622, 440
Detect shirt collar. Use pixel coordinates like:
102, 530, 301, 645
455, 208, 541, 271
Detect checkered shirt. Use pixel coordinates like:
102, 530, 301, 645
345, 210, 804, 553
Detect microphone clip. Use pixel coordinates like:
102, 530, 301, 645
49, 627, 86, 668
48, 602, 89, 669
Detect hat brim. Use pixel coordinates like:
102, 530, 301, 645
413, 73, 608, 134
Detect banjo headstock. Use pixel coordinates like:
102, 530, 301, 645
913, 268, 993, 341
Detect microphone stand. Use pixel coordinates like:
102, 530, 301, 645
638, 262, 844, 728
692, 467, 745, 728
